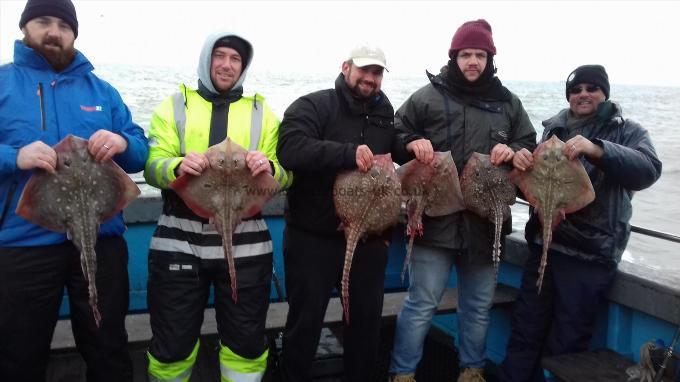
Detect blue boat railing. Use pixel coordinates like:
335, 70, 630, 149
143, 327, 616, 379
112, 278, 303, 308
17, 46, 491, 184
513, 198, 680, 244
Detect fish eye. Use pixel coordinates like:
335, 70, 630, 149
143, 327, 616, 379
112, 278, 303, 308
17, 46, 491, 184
543, 154, 549, 161
63, 159, 71, 167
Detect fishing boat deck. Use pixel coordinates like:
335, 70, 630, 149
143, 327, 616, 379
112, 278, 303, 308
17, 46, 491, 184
48, 285, 518, 381
44, 189, 680, 381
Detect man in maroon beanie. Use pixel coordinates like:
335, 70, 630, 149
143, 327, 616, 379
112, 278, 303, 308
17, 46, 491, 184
388, 19, 536, 382
0, 0, 149, 380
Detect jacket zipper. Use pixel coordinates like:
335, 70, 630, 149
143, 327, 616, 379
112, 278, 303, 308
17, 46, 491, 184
38, 82, 46, 131
0, 181, 18, 229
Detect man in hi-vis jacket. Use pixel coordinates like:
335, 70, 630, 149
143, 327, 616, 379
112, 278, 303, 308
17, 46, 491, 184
144, 31, 290, 381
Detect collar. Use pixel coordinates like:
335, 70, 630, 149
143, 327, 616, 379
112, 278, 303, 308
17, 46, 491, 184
13, 40, 93, 76
334, 73, 389, 116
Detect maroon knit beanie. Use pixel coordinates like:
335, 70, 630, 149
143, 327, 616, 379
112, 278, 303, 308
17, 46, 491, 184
449, 19, 496, 58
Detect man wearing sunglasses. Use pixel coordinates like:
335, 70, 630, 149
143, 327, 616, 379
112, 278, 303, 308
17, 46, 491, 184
499, 65, 662, 382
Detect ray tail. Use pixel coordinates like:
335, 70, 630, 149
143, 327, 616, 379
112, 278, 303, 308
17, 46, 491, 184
492, 202, 503, 282
341, 227, 361, 326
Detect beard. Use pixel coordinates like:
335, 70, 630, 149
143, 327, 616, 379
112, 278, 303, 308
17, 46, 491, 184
350, 80, 378, 100
23, 35, 76, 72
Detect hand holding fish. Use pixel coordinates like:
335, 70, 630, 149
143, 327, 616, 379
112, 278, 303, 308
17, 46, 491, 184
406, 138, 434, 164
88, 130, 127, 163
355, 144, 374, 172
512, 148, 534, 171
16, 141, 57, 174
490, 143, 514, 165
177, 151, 209, 176
563, 135, 604, 162
245, 150, 272, 177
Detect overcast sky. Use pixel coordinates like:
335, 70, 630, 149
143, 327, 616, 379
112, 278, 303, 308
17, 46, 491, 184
1, 0, 679, 87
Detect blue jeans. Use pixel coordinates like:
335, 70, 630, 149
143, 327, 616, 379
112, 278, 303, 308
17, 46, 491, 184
389, 244, 496, 373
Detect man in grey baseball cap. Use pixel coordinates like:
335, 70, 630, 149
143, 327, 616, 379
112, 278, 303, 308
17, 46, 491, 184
275, 44, 414, 381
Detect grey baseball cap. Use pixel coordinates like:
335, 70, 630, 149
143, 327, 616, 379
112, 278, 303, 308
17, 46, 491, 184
348, 44, 388, 71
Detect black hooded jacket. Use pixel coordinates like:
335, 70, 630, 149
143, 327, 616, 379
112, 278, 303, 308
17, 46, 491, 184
277, 74, 411, 236
525, 101, 662, 264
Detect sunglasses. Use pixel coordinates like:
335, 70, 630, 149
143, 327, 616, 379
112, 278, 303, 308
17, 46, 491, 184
568, 85, 601, 95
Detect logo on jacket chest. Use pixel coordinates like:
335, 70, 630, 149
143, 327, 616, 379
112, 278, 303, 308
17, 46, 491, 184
80, 105, 103, 112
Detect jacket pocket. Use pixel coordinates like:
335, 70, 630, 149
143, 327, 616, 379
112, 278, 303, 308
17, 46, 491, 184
490, 124, 511, 145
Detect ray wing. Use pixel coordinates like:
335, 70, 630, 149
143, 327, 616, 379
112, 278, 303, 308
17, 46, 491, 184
16, 135, 140, 229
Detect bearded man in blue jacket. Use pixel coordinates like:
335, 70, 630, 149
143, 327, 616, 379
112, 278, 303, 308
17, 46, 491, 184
0, 0, 148, 381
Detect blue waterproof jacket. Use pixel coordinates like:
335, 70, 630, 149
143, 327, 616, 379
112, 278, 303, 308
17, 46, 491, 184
0, 40, 148, 247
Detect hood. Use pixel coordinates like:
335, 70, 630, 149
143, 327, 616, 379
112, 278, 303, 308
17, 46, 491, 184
197, 31, 253, 95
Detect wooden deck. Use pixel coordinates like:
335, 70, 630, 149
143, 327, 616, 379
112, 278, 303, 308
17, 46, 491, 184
47, 285, 518, 381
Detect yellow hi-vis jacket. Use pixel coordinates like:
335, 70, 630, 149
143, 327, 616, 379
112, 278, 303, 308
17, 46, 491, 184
145, 84, 290, 190
144, 84, 291, 260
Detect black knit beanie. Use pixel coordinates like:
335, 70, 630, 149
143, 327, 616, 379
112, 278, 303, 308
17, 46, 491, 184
213, 36, 250, 64
19, 0, 78, 38
565, 64, 610, 100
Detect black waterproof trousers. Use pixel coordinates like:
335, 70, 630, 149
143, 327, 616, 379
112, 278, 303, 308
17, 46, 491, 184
277, 225, 389, 382
0, 236, 132, 382
147, 251, 272, 362
499, 245, 617, 382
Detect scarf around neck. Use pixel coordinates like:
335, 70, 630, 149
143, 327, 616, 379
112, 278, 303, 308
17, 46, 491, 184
444, 57, 510, 102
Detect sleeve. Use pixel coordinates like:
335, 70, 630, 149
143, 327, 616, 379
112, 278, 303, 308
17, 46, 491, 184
393, 95, 425, 165
0, 145, 19, 176
508, 96, 537, 153
595, 121, 662, 191
258, 102, 292, 189
276, 94, 358, 172
143, 95, 184, 189
108, 85, 149, 173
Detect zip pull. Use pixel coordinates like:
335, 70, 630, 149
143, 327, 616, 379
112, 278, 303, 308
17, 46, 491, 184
37, 82, 46, 131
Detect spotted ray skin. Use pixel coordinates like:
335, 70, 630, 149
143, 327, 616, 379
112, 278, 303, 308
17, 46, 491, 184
509, 135, 595, 293
396, 151, 465, 282
16, 135, 140, 327
461, 152, 516, 278
170, 138, 279, 302
333, 154, 401, 325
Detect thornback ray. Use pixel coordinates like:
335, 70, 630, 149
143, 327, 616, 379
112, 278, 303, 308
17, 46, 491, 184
396, 151, 465, 282
509, 135, 595, 293
16, 134, 140, 327
460, 152, 516, 279
170, 137, 280, 303
333, 154, 401, 325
